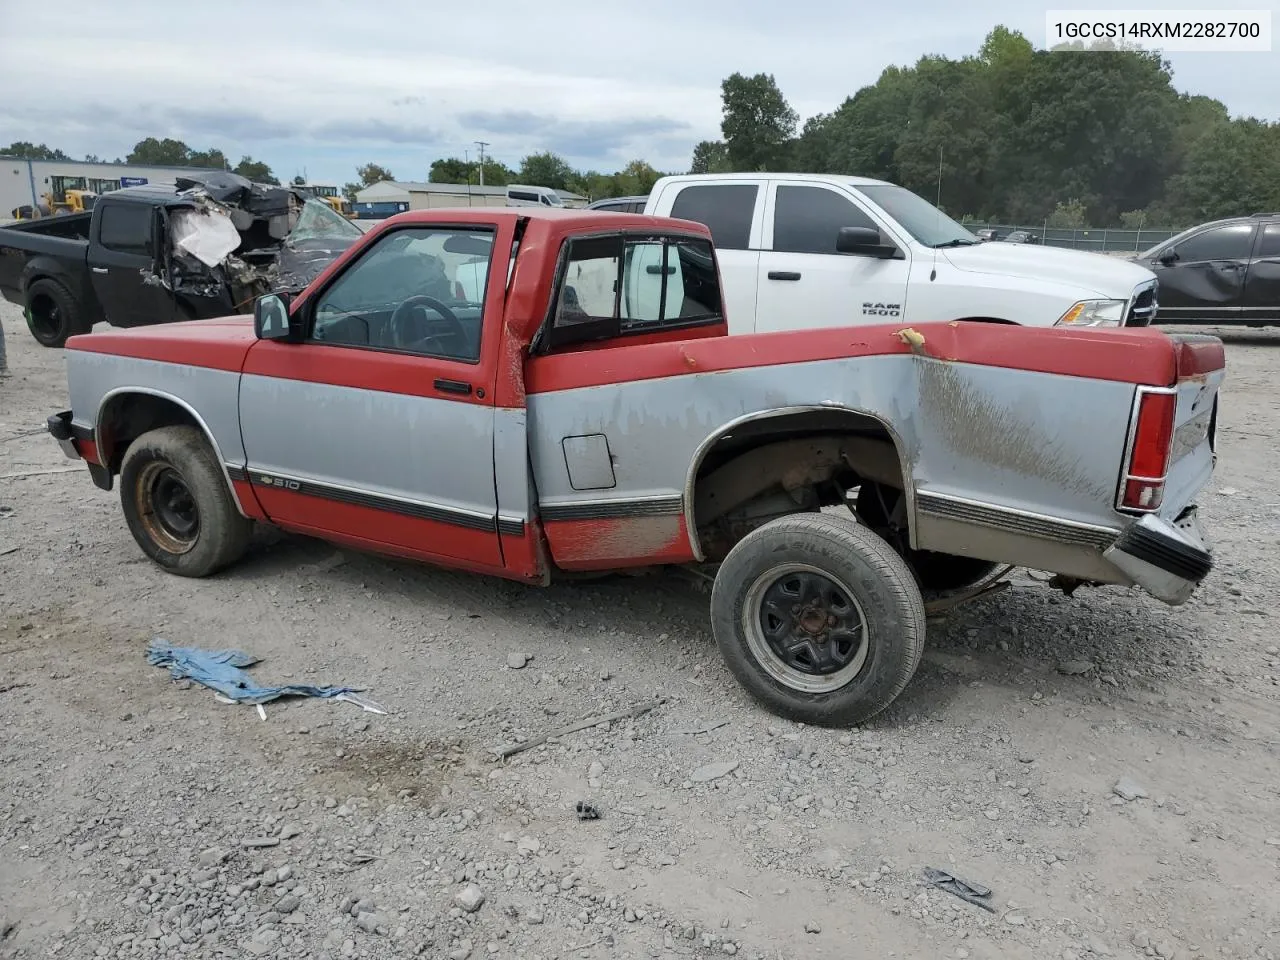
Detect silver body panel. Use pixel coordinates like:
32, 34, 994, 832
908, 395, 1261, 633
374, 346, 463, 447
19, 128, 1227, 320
527, 354, 1145, 579
237, 373, 498, 525
67, 350, 248, 512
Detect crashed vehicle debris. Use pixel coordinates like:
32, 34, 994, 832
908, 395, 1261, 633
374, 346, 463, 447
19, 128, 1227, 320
47, 207, 1224, 727
0, 171, 363, 347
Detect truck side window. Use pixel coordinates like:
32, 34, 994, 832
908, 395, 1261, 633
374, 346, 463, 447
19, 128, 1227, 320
772, 186, 878, 255
669, 185, 756, 250
1175, 223, 1255, 263
309, 226, 494, 362
98, 203, 153, 256
1255, 223, 1280, 258
547, 234, 722, 348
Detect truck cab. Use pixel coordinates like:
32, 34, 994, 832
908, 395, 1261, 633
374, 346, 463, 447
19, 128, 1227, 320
643, 173, 1160, 334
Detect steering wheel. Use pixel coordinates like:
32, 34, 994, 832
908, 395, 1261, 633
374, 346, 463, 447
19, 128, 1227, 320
388, 295, 468, 355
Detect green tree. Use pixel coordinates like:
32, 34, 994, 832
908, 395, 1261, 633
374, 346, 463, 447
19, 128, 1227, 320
233, 156, 278, 183
127, 138, 193, 165
1046, 198, 1088, 227
613, 159, 662, 196
429, 157, 512, 186
689, 140, 731, 174
987, 46, 1178, 222
343, 163, 396, 202
357, 163, 395, 185
291, 175, 307, 186
187, 148, 228, 169
1118, 209, 1148, 229
720, 72, 798, 171
2, 141, 71, 160
1161, 119, 1280, 222
517, 151, 575, 190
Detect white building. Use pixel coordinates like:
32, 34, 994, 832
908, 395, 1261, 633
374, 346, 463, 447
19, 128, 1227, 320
1, 156, 227, 217
354, 181, 508, 217
353, 181, 590, 218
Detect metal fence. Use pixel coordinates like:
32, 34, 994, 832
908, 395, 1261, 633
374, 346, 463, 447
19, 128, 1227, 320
961, 222, 1180, 253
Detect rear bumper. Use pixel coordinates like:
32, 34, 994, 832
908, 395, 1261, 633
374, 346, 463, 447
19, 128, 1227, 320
1103, 507, 1211, 605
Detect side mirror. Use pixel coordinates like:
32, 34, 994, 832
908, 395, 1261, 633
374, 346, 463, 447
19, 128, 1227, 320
254, 292, 295, 341
1158, 249, 1178, 266
836, 226, 900, 259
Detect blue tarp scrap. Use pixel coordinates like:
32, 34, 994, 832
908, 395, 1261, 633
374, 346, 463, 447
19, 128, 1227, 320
146, 639, 378, 709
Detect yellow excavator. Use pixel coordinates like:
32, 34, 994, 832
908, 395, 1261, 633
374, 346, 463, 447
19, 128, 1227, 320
295, 183, 355, 218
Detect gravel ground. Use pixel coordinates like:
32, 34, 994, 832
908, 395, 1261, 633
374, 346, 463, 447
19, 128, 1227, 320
1, 301, 1278, 960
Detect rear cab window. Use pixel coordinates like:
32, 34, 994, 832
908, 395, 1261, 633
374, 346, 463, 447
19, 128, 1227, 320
541, 232, 722, 349
97, 201, 154, 256
668, 184, 760, 250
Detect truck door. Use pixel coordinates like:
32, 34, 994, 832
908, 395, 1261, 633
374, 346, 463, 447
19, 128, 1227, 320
238, 221, 511, 571
1239, 221, 1280, 323
89, 200, 176, 327
755, 181, 911, 332
658, 181, 765, 335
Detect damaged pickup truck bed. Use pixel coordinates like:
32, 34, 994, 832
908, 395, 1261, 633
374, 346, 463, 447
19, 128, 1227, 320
47, 208, 1226, 726
0, 171, 362, 347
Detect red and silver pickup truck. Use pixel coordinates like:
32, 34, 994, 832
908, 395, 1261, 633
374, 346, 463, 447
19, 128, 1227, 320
47, 208, 1224, 726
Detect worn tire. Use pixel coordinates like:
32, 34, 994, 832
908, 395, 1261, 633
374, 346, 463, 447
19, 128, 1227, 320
119, 426, 252, 577
710, 512, 927, 727
25, 278, 88, 348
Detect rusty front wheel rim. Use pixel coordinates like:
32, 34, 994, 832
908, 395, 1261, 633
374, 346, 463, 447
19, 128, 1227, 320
135, 461, 200, 555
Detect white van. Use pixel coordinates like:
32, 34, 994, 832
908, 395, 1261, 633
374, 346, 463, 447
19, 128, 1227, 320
506, 185, 564, 208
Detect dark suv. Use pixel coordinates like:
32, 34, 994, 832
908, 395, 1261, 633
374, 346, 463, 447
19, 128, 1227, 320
1135, 213, 1280, 326
585, 195, 647, 214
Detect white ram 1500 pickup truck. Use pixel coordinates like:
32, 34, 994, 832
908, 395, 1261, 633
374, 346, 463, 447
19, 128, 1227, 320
642, 173, 1159, 333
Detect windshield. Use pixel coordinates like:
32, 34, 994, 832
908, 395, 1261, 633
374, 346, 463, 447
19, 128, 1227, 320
1139, 223, 1199, 259
852, 184, 977, 248
288, 198, 364, 242
544, 191, 563, 206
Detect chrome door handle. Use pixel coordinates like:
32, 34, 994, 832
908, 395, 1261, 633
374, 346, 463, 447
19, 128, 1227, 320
91, 267, 108, 274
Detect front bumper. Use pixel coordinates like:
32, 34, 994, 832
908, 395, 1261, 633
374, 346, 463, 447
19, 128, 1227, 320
47, 410, 112, 490
1103, 506, 1211, 605
47, 410, 83, 459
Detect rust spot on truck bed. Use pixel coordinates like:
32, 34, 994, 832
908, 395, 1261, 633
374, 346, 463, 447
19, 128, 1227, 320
545, 515, 694, 569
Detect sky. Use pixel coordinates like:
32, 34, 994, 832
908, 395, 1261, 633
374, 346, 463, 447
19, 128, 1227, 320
1, 0, 1277, 185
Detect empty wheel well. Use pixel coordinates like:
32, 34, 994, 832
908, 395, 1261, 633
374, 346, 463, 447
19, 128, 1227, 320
689, 409, 909, 561
98, 393, 204, 475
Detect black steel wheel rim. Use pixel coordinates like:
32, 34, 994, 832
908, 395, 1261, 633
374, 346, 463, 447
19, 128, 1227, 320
136, 461, 200, 553
743, 563, 870, 694
29, 297, 57, 338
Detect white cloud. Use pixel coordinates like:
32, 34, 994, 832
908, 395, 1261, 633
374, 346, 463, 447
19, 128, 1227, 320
0, 0, 1274, 183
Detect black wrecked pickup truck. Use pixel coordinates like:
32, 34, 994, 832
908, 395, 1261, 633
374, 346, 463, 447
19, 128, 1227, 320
0, 173, 363, 347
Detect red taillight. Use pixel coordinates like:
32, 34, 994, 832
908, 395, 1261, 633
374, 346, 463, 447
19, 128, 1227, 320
1119, 389, 1176, 511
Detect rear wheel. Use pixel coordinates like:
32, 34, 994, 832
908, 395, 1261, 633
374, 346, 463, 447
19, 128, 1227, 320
119, 426, 252, 577
854, 481, 999, 593
710, 512, 926, 726
25, 278, 88, 348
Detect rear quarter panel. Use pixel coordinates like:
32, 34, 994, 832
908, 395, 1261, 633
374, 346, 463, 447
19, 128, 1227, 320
526, 343, 1143, 574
